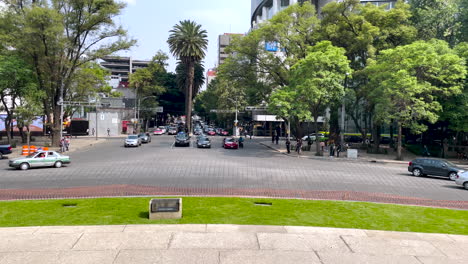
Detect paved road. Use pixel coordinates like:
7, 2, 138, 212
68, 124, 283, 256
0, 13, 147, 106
0, 136, 467, 202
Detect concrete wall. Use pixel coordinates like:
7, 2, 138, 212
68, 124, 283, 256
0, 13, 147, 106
88, 112, 121, 137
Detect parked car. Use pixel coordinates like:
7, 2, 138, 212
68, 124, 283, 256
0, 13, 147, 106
9, 151, 70, 170
346, 135, 363, 143
167, 127, 178, 135
223, 138, 238, 149
408, 158, 465, 180
153, 128, 164, 135
455, 171, 468, 190
0, 144, 12, 159
302, 133, 325, 141
175, 132, 190, 147
197, 136, 211, 148
138, 133, 151, 143
124, 135, 141, 147
221, 130, 229, 136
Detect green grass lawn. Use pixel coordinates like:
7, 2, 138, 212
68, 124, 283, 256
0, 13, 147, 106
1, 197, 467, 235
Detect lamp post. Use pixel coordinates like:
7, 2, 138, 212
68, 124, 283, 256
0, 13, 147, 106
227, 97, 239, 137
341, 73, 350, 148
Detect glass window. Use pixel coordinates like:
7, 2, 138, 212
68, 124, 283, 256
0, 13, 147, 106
280, 0, 290, 7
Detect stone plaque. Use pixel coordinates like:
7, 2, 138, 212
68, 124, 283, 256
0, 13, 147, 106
149, 198, 182, 220
347, 149, 358, 159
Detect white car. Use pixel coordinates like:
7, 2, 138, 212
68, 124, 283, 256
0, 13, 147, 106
302, 133, 325, 141
124, 135, 141, 147
455, 171, 468, 190
158, 126, 167, 134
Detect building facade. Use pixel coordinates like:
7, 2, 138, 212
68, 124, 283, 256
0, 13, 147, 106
218, 33, 245, 66
251, 0, 397, 28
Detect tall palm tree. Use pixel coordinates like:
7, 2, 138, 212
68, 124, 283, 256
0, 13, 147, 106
167, 20, 208, 134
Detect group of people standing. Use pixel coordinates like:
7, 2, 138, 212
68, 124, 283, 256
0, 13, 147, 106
60, 136, 71, 152
284, 137, 348, 157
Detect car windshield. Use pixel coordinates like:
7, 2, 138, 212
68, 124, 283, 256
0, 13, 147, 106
128, 136, 138, 139
176, 134, 187, 140
138, 133, 145, 137
226, 138, 235, 142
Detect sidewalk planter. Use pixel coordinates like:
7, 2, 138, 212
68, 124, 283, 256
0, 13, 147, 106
347, 149, 358, 159
149, 198, 182, 220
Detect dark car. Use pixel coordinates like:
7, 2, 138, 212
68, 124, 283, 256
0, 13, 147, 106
346, 136, 362, 143
408, 158, 465, 180
175, 132, 190, 147
0, 145, 12, 159
197, 136, 211, 148
138, 133, 151, 143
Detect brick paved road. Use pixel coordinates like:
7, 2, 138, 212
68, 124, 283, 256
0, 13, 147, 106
0, 136, 467, 202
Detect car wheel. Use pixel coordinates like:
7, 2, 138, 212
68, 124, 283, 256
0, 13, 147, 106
412, 168, 422, 177
448, 172, 458, 181
19, 163, 29, 170
464, 182, 468, 190
54, 161, 62, 168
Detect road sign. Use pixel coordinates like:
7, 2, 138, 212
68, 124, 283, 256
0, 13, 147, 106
210, 109, 237, 113
156, 107, 164, 113
245, 106, 268, 111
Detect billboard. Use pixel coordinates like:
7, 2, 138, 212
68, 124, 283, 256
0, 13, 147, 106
0, 115, 44, 132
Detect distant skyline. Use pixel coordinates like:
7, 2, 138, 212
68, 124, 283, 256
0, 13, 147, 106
117, 0, 251, 72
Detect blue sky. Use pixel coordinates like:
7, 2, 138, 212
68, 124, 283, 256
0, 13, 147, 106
118, 0, 251, 72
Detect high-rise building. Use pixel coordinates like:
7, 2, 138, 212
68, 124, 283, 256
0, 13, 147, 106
100, 56, 150, 88
205, 68, 217, 91
218, 33, 245, 66
251, 0, 397, 28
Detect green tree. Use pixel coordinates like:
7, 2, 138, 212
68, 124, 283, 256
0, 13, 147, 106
15, 95, 43, 146
288, 41, 351, 155
1, 0, 135, 146
319, 0, 416, 145
175, 62, 205, 99
0, 54, 37, 143
409, 0, 463, 46
367, 40, 466, 160
167, 20, 208, 134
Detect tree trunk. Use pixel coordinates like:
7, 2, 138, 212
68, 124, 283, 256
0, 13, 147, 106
185, 61, 195, 135
396, 122, 403, 160
314, 115, 322, 156
52, 104, 62, 147
372, 123, 381, 153
18, 125, 26, 143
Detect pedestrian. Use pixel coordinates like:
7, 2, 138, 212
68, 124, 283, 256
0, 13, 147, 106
329, 141, 335, 157
239, 136, 244, 148
307, 136, 313, 151
336, 143, 342, 157
65, 136, 70, 151
296, 138, 303, 155
275, 134, 279, 145
60, 137, 65, 153
91, 127, 95, 136
107, 128, 111, 137
286, 138, 291, 154
320, 141, 325, 153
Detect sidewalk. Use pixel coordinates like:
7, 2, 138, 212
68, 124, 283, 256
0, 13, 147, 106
0, 224, 465, 264
6, 137, 108, 159
260, 141, 468, 166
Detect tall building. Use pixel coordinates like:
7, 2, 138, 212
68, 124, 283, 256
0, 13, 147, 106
100, 56, 150, 88
218, 33, 244, 66
251, 0, 397, 28
205, 68, 217, 91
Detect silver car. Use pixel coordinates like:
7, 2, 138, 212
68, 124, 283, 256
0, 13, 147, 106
124, 135, 141, 147
455, 171, 468, 190
9, 151, 70, 170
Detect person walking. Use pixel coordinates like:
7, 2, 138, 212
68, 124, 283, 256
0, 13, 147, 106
286, 139, 291, 154
238, 136, 244, 148
336, 143, 342, 157
329, 141, 335, 157
60, 137, 65, 153
307, 136, 313, 151
107, 128, 111, 137
275, 134, 279, 145
65, 136, 70, 151
91, 127, 95, 136
320, 141, 325, 153
296, 138, 303, 155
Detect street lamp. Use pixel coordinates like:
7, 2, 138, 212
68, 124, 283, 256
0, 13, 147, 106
227, 97, 239, 137
341, 72, 350, 148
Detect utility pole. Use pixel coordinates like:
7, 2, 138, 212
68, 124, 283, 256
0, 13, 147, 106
341, 73, 349, 148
